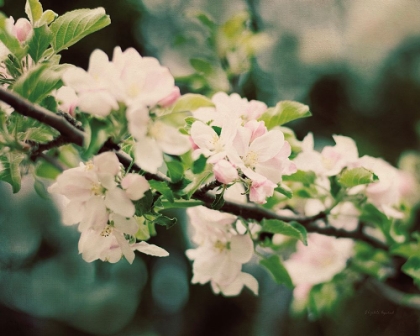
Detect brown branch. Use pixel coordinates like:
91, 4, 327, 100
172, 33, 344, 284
0, 87, 85, 146
0, 87, 391, 250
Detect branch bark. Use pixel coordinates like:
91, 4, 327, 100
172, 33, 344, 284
0, 87, 390, 250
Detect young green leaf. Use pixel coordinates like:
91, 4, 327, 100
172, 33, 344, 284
275, 184, 293, 199
28, 25, 52, 62
212, 189, 225, 210
402, 257, 420, 281
338, 167, 378, 188
13, 63, 69, 103
261, 219, 308, 245
81, 118, 110, 160
171, 93, 214, 113
50, 8, 111, 53
149, 180, 175, 203
153, 214, 177, 229
25, 0, 43, 24
0, 151, 25, 193
192, 154, 207, 174
190, 58, 214, 76
260, 101, 311, 129
282, 170, 316, 186
260, 255, 294, 288
166, 160, 184, 183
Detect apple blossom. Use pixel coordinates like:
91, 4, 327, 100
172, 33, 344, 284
186, 206, 258, 295
63, 49, 120, 116
284, 233, 354, 300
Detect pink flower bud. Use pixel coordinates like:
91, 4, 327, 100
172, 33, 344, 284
158, 86, 181, 107
213, 160, 238, 184
249, 178, 276, 204
14, 18, 32, 43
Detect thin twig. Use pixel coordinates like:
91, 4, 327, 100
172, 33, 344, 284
0, 87, 392, 249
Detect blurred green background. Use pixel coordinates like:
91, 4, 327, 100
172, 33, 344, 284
1, 0, 420, 335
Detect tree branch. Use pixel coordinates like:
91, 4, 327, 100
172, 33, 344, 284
0, 87, 391, 250
0, 87, 85, 146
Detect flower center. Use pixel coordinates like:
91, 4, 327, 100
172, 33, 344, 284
90, 182, 104, 196
101, 225, 113, 237
148, 121, 164, 140
243, 151, 259, 168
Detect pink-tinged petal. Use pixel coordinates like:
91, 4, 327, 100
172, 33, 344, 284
114, 231, 135, 264
155, 122, 191, 155
78, 90, 118, 116
79, 196, 108, 232
244, 120, 267, 143
134, 137, 163, 173
249, 178, 276, 204
63, 67, 96, 92
190, 122, 218, 155
121, 174, 150, 200
332, 135, 359, 162
93, 152, 120, 177
301, 133, 314, 151
249, 129, 284, 162
229, 235, 254, 263
112, 213, 138, 235
231, 126, 252, 158
213, 160, 238, 184
88, 49, 110, 76
105, 188, 135, 217
14, 18, 32, 42
55, 86, 78, 116
133, 241, 169, 257
126, 105, 149, 140
158, 86, 180, 107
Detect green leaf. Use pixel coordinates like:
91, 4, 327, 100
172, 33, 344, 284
28, 25, 53, 63
38, 10, 57, 27
0, 14, 27, 59
13, 63, 69, 103
81, 118, 109, 160
171, 93, 214, 113
261, 219, 308, 245
35, 159, 61, 179
212, 189, 225, 210
260, 255, 293, 288
282, 170, 316, 186
166, 160, 184, 183
190, 58, 214, 76
338, 167, 378, 188
391, 243, 420, 258
149, 180, 174, 203
275, 184, 293, 199
0, 151, 25, 193
135, 217, 150, 240
33, 178, 50, 199
160, 199, 203, 208
25, 0, 43, 24
352, 242, 393, 280
402, 257, 420, 281
50, 8, 111, 53
260, 101, 311, 129
135, 190, 154, 216
192, 154, 207, 174
153, 214, 177, 229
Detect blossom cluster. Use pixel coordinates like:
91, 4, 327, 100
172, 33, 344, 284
294, 133, 407, 219
190, 92, 297, 203
186, 206, 258, 296
49, 152, 168, 264
57, 47, 191, 174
